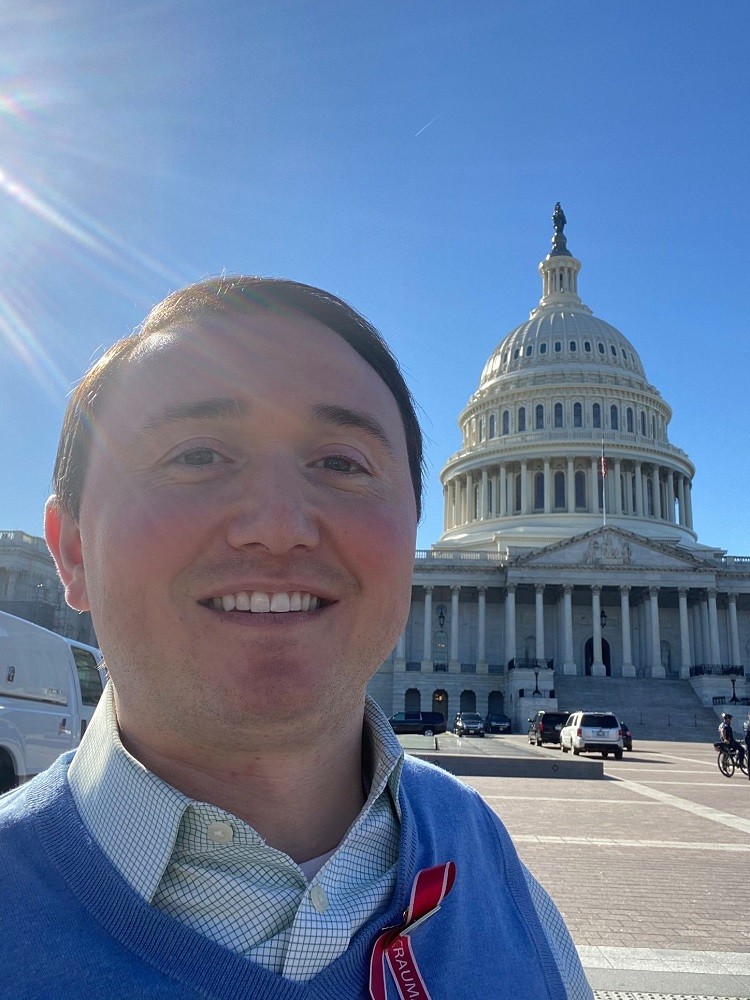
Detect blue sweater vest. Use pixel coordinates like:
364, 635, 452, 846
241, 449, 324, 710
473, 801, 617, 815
0, 754, 570, 999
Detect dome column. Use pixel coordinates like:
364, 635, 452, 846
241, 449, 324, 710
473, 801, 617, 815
620, 586, 635, 676
686, 481, 694, 529
634, 462, 644, 516
480, 468, 488, 521
678, 588, 691, 678
520, 460, 529, 514
666, 470, 676, 522
566, 458, 575, 511
499, 465, 507, 515
677, 475, 686, 526
651, 466, 662, 520
613, 459, 622, 515
543, 458, 551, 513
589, 457, 598, 513
492, 469, 500, 517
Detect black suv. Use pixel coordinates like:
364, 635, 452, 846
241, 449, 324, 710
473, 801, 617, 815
453, 712, 485, 737
528, 710, 569, 747
388, 712, 446, 736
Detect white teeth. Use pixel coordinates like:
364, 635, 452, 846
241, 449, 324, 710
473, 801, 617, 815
249, 592, 271, 613
270, 593, 291, 612
212, 590, 322, 613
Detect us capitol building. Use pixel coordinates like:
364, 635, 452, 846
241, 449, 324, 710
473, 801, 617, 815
368, 206, 750, 730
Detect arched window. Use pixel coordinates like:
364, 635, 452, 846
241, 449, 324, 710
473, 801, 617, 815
554, 471, 565, 509
573, 402, 582, 427
517, 406, 526, 432
534, 471, 544, 510
626, 407, 634, 433
502, 410, 510, 435
554, 402, 563, 428
610, 405, 619, 430
489, 413, 496, 438
460, 690, 476, 713
405, 688, 421, 713
575, 470, 586, 509
640, 411, 646, 436
535, 404, 544, 429
592, 403, 601, 429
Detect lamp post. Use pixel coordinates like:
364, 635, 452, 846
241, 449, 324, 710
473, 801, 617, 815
600, 608, 607, 629
533, 668, 541, 697
730, 677, 738, 704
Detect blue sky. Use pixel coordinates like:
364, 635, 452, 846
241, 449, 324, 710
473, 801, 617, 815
1, 1, 749, 554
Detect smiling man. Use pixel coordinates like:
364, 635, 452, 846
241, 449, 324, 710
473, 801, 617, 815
0, 278, 592, 999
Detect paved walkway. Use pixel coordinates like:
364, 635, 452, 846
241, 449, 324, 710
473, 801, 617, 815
440, 734, 750, 999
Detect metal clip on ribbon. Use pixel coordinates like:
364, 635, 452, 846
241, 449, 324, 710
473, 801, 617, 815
369, 861, 456, 1000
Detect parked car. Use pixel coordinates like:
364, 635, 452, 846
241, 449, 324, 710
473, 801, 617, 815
485, 713, 512, 734
0, 611, 107, 793
453, 712, 485, 737
527, 710, 569, 747
620, 721, 633, 751
388, 711, 446, 736
560, 711, 624, 759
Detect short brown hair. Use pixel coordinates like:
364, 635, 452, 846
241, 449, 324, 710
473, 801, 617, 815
52, 277, 424, 520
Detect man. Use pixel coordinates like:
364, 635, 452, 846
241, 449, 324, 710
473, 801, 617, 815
718, 712, 745, 765
0, 278, 592, 999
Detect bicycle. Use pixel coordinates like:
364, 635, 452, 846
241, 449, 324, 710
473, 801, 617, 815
714, 741, 748, 778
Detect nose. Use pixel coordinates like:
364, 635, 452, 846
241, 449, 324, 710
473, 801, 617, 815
224, 458, 320, 554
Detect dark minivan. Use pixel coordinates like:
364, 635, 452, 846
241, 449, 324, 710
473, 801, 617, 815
528, 710, 569, 747
388, 711, 447, 736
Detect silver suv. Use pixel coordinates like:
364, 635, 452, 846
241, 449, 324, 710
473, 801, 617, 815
560, 711, 624, 759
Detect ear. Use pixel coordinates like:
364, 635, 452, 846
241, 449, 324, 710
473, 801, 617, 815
44, 497, 91, 612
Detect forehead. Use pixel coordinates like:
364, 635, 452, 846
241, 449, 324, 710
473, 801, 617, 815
99, 309, 406, 438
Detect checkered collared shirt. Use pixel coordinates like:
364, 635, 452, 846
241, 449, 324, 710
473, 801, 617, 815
69, 684, 589, 996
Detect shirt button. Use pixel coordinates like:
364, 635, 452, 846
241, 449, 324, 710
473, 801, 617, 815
310, 884, 328, 913
206, 821, 234, 845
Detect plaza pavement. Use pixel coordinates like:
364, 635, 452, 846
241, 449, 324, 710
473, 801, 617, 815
412, 732, 750, 1000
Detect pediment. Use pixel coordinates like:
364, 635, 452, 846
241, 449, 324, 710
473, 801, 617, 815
512, 526, 708, 571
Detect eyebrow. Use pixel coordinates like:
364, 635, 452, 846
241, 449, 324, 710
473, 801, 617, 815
310, 403, 395, 454
142, 397, 249, 432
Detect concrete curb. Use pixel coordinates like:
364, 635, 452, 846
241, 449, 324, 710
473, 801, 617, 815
406, 751, 604, 779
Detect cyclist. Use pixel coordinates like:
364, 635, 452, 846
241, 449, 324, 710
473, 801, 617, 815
718, 712, 745, 766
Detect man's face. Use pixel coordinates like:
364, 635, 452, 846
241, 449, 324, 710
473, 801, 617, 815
50, 310, 417, 746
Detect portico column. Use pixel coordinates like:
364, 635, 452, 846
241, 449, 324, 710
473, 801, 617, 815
449, 586, 460, 668
520, 460, 528, 514
421, 586, 434, 668
480, 468, 488, 521
396, 631, 406, 663
543, 458, 551, 513
620, 586, 634, 676
534, 585, 545, 662
566, 457, 575, 511
591, 586, 605, 675
699, 595, 711, 663
728, 594, 740, 666
708, 589, 721, 664
498, 465, 506, 516
562, 585, 576, 675
614, 459, 622, 515
504, 585, 516, 667
649, 587, 664, 677
677, 475, 686, 526
477, 587, 487, 671
634, 462, 643, 516
678, 588, 691, 678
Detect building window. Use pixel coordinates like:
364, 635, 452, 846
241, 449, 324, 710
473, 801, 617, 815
554, 471, 565, 509
554, 341, 562, 353
535, 404, 544, 429
611, 345, 617, 356
575, 470, 587, 509
584, 340, 591, 352
517, 406, 526, 432
554, 402, 563, 427
502, 410, 509, 435
540, 342, 547, 355
626, 407, 634, 433
534, 472, 544, 510
525, 344, 533, 356
598, 342, 605, 354
569, 340, 577, 352
593, 403, 601, 428
573, 402, 582, 427
513, 348, 520, 359
610, 405, 619, 430
489, 413, 496, 438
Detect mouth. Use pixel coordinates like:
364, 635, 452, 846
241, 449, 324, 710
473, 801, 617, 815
200, 590, 331, 614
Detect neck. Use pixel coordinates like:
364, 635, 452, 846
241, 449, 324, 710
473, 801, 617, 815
116, 702, 368, 863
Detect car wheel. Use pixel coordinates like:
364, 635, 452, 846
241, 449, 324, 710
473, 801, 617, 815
572, 747, 580, 756
423, 728, 434, 737
536, 734, 543, 747
561, 743, 568, 753
614, 749, 623, 760
602, 752, 609, 758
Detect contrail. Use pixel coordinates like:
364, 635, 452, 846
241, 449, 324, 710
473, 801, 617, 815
414, 115, 439, 137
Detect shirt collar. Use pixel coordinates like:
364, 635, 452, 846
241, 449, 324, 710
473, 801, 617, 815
69, 682, 404, 901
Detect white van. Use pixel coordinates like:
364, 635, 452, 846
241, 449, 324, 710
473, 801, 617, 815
0, 611, 106, 794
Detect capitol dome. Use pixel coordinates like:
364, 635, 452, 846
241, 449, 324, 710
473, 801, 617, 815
438, 205, 697, 552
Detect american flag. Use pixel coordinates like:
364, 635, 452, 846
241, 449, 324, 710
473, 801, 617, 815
600, 454, 607, 477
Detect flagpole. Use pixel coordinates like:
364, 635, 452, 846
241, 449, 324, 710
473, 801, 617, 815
601, 437, 606, 528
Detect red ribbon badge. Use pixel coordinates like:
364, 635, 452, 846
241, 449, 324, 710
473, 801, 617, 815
369, 862, 456, 1000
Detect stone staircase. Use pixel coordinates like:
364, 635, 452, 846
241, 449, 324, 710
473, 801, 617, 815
552, 675, 726, 743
